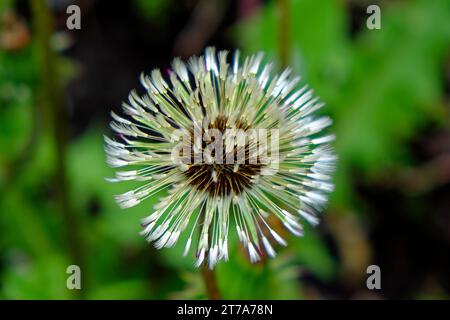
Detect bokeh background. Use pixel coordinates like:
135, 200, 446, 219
0, 0, 449, 299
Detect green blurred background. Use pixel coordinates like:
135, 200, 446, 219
0, 0, 449, 299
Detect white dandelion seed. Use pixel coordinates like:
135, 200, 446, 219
105, 47, 336, 269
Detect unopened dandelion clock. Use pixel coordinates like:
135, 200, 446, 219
105, 47, 336, 269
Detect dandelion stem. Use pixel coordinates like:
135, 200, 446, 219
31, 0, 86, 297
277, 0, 291, 68
199, 208, 221, 300
201, 265, 221, 300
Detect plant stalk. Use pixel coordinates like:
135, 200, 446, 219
201, 264, 221, 300
198, 208, 221, 300
31, 0, 85, 297
277, 0, 291, 68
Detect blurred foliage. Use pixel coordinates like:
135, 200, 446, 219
132, 0, 170, 23
0, 0, 449, 299
236, 0, 450, 203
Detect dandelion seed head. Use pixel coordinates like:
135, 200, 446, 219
105, 47, 336, 268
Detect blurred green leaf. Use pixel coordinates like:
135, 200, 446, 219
2, 253, 72, 299
290, 228, 337, 281
87, 279, 151, 300
133, 0, 170, 22
216, 248, 301, 299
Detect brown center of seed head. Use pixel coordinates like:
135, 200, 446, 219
182, 115, 263, 197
